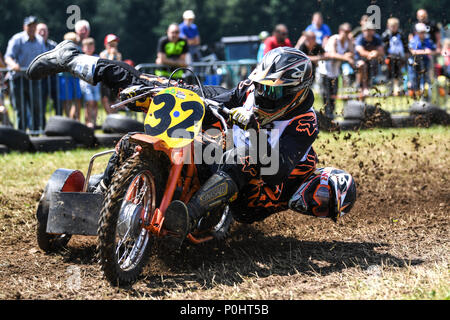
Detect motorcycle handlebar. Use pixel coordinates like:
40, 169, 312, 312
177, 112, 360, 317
203, 98, 230, 133
111, 87, 232, 132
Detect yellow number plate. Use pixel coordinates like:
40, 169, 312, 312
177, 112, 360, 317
144, 87, 205, 148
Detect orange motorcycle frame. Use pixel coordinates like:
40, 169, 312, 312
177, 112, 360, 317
128, 133, 213, 244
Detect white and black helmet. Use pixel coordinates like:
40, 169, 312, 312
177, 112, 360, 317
248, 47, 314, 122
289, 167, 357, 221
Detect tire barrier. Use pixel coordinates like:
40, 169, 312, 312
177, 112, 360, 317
94, 133, 124, 148
30, 136, 76, 153
0, 125, 33, 152
101, 114, 144, 134
342, 101, 393, 129
410, 101, 450, 126
0, 107, 448, 155
45, 116, 95, 147
0, 144, 9, 154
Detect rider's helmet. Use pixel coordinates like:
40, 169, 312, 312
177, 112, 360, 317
248, 47, 314, 124
288, 167, 357, 221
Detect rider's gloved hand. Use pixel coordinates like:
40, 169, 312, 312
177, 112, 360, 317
120, 85, 153, 113
229, 106, 256, 130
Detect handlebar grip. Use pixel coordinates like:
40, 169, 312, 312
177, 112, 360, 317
219, 106, 231, 115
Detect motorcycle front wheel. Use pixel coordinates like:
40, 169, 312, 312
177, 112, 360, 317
97, 153, 166, 286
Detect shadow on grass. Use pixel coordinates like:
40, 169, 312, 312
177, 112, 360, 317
132, 224, 423, 297
55, 224, 423, 295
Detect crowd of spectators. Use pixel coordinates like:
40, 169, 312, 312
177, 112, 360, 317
0, 8, 449, 131
257, 9, 449, 119
0, 17, 130, 131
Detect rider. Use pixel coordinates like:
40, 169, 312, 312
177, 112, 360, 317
26, 41, 357, 247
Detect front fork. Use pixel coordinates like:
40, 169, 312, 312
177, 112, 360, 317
129, 135, 212, 243
138, 146, 200, 238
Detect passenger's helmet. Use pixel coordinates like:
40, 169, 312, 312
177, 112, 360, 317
248, 47, 314, 124
289, 167, 357, 221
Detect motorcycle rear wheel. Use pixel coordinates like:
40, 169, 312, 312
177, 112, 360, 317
97, 153, 166, 286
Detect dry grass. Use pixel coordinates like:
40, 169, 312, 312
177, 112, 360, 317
0, 126, 449, 300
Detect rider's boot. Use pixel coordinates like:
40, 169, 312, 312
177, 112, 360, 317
26, 40, 99, 84
164, 171, 239, 249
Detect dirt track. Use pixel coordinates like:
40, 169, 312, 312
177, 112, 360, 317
0, 127, 448, 299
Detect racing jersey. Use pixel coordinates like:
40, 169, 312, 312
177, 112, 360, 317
123, 73, 318, 188
209, 79, 319, 187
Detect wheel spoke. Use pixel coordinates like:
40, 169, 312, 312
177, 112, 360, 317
113, 170, 155, 271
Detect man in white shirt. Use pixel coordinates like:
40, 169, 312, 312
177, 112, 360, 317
317, 23, 354, 119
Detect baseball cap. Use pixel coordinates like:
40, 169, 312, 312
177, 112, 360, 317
183, 10, 195, 20
104, 34, 120, 46
23, 16, 37, 26
415, 22, 430, 33
259, 31, 270, 41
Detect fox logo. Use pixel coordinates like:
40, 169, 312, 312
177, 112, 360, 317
294, 113, 317, 136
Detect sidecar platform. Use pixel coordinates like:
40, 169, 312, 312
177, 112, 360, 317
47, 192, 104, 236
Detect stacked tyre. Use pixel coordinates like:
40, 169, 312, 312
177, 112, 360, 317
337, 100, 392, 130
409, 101, 450, 127
0, 125, 33, 152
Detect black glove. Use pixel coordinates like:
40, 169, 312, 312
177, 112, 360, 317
119, 85, 153, 113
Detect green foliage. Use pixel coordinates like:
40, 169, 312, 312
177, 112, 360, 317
0, 0, 446, 64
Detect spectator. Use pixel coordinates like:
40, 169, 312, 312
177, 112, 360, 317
0, 53, 9, 126
80, 38, 100, 129
317, 23, 354, 119
100, 34, 122, 61
100, 34, 122, 113
296, 30, 325, 73
443, 38, 450, 78
303, 12, 332, 46
354, 22, 384, 95
155, 23, 189, 79
257, 31, 270, 62
36, 23, 59, 114
75, 20, 90, 44
4, 16, 46, 131
382, 17, 408, 96
409, 9, 441, 53
36, 23, 57, 51
179, 10, 201, 61
407, 23, 437, 99
351, 15, 369, 40
58, 32, 82, 119
263, 24, 292, 55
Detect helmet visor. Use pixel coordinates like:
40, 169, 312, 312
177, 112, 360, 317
256, 83, 284, 100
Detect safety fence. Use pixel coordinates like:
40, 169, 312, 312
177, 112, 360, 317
0, 61, 258, 134
0, 61, 448, 135
135, 60, 258, 88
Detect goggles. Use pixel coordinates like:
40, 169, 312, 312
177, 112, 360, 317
256, 83, 285, 100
